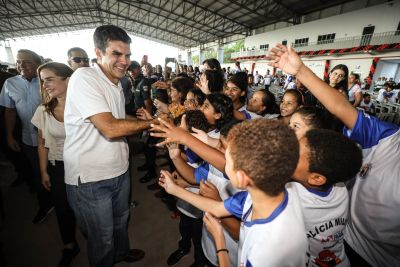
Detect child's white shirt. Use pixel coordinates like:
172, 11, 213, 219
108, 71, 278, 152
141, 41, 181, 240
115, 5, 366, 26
224, 183, 308, 267
290, 182, 349, 267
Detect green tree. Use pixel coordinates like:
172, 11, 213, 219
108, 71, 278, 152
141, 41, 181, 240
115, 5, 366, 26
192, 55, 199, 66
204, 49, 217, 60
223, 39, 245, 63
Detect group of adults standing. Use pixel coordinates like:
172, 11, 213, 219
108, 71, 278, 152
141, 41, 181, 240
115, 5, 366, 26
0, 25, 152, 266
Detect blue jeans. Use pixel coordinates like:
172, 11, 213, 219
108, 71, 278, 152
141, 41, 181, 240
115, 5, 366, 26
66, 171, 130, 267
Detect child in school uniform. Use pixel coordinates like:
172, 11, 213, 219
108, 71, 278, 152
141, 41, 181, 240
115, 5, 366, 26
158, 119, 308, 267
290, 129, 362, 267
268, 44, 400, 266
166, 110, 211, 267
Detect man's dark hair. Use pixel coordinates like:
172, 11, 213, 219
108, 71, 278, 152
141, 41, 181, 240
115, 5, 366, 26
67, 47, 87, 58
185, 110, 210, 132
93, 25, 131, 52
228, 119, 299, 196
305, 129, 362, 187
128, 61, 141, 70
17, 49, 42, 64
206, 93, 233, 130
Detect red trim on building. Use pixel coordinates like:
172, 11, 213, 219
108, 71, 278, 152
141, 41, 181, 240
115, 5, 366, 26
231, 43, 400, 61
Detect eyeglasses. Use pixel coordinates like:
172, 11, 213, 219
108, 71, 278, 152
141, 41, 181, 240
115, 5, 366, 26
71, 57, 89, 64
184, 99, 196, 105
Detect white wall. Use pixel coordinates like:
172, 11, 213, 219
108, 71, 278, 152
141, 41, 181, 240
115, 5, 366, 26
395, 66, 400, 82
246, 1, 400, 49
379, 62, 399, 79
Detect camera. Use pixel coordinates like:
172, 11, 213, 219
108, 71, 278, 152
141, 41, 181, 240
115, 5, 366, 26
165, 57, 175, 64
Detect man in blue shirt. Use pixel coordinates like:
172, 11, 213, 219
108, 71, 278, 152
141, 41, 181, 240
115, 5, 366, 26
0, 49, 53, 224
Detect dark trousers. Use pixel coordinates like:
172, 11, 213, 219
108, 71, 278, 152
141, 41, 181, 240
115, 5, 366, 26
264, 84, 270, 90
6, 147, 33, 187
21, 144, 52, 210
48, 162, 77, 245
179, 213, 207, 264
344, 240, 373, 267
143, 136, 158, 172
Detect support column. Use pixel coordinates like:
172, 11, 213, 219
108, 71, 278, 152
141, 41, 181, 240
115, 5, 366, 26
4, 40, 15, 65
217, 45, 224, 64
199, 45, 205, 65
368, 57, 380, 90
323, 60, 330, 80
187, 50, 193, 66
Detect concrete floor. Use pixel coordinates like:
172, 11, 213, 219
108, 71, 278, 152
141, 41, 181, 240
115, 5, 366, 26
0, 148, 197, 267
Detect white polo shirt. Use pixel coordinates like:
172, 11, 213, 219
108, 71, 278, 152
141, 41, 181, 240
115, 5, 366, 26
63, 64, 129, 185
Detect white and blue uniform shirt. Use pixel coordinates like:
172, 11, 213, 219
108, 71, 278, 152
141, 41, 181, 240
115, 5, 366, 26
238, 105, 262, 120
290, 182, 349, 267
198, 169, 239, 267
343, 111, 400, 266
348, 84, 361, 103
224, 184, 307, 267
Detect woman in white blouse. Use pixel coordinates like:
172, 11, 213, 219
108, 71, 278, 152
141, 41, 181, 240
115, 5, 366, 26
31, 62, 79, 267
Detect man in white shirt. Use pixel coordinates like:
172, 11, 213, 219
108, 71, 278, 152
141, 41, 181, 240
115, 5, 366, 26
64, 25, 157, 267
263, 69, 272, 90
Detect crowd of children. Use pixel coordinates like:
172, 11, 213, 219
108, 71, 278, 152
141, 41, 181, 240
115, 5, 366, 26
139, 44, 400, 267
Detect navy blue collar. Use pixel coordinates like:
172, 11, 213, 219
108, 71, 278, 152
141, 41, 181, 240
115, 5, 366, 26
306, 186, 333, 197
243, 189, 288, 227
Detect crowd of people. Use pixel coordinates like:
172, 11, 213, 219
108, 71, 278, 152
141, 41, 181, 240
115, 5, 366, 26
0, 24, 399, 267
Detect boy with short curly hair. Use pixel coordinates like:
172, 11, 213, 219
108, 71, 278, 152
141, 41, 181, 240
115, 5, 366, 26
159, 119, 308, 267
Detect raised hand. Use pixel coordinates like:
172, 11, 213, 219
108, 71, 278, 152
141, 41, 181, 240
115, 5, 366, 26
267, 44, 303, 76
136, 107, 153, 121
180, 114, 187, 130
150, 118, 190, 146
152, 81, 169, 90
166, 142, 181, 159
203, 212, 224, 243
153, 99, 169, 113
158, 169, 178, 194
191, 127, 209, 143
200, 180, 222, 201
172, 171, 191, 188
197, 73, 210, 94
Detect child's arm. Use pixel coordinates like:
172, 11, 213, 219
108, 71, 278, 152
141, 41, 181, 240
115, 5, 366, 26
159, 170, 231, 217
353, 90, 362, 107
200, 180, 240, 240
151, 119, 226, 172
167, 143, 197, 184
191, 127, 220, 148
268, 44, 358, 130
203, 213, 231, 267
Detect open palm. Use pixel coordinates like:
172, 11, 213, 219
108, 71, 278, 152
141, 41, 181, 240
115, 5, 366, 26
268, 44, 303, 76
